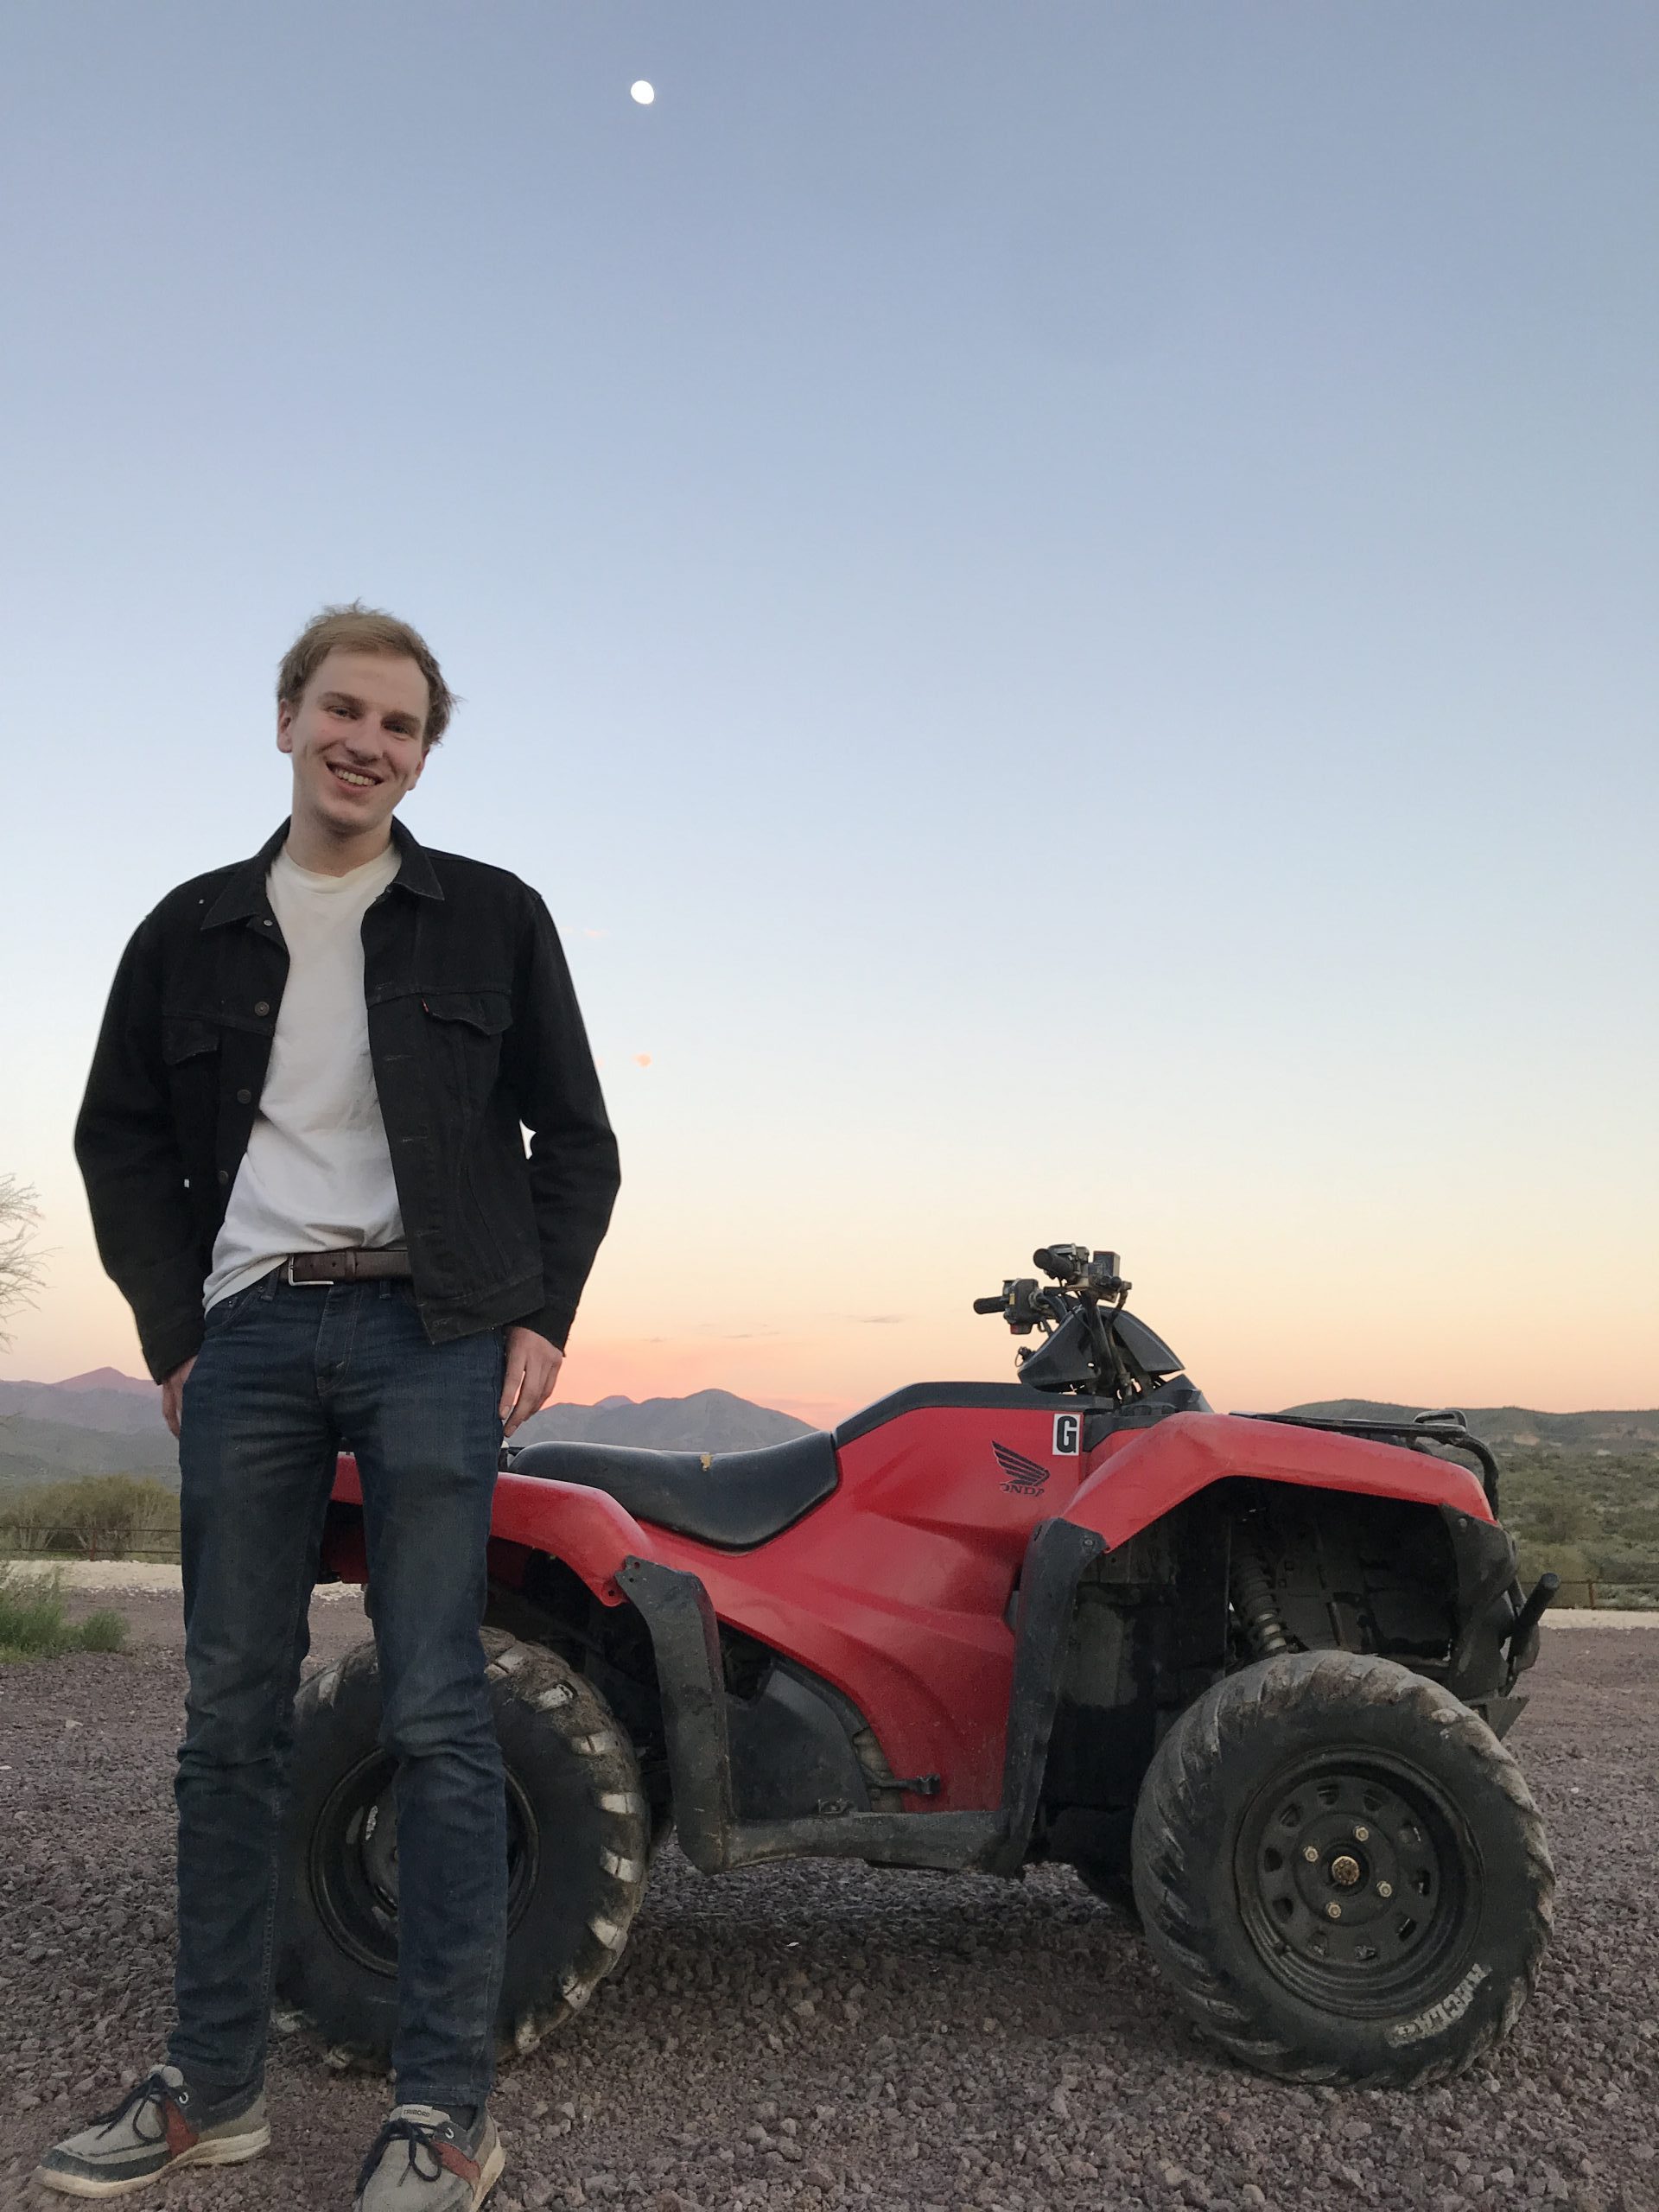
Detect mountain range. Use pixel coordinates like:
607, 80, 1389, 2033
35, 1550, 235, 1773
0, 1371, 1652, 1495
0, 1377, 810, 1491
1281, 1402, 1659, 1447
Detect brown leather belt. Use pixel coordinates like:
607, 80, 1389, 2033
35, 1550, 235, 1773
284, 1247, 413, 1284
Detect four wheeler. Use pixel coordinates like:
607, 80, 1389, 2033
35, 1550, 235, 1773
280, 1243, 1557, 2087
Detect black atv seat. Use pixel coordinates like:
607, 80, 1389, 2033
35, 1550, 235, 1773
503, 1430, 839, 1551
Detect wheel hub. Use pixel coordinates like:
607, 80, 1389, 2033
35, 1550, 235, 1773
309, 1754, 541, 1978
1235, 1752, 1469, 2013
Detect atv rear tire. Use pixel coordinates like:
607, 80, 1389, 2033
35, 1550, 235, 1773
1131, 1649, 1552, 2087
276, 1630, 650, 2065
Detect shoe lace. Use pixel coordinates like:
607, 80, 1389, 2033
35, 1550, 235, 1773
355, 2113, 460, 2196
92, 2071, 180, 2145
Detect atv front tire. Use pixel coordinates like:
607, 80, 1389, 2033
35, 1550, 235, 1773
1072, 1847, 1140, 1919
277, 1630, 650, 2064
1132, 1649, 1552, 2087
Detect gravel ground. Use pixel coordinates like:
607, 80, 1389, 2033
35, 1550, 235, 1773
2, 1614, 1656, 2212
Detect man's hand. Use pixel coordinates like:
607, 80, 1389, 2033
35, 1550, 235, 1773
500, 1326, 563, 1438
161, 1357, 196, 1440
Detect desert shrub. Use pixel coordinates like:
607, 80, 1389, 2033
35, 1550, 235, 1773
1, 1474, 179, 1560
0, 1564, 73, 1655
1505, 1447, 1659, 1607
0, 1565, 132, 1662
1515, 1539, 1597, 1605
76, 1609, 130, 1653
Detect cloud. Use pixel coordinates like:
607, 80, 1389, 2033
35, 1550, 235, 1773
581, 927, 607, 940
847, 1313, 906, 1325
633, 1052, 652, 1068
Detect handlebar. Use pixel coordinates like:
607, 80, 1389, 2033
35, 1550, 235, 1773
974, 1247, 1128, 1325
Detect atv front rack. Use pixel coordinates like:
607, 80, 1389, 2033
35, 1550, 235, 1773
1240, 1412, 1501, 1516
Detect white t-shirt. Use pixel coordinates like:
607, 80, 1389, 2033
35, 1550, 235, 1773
204, 841, 404, 1310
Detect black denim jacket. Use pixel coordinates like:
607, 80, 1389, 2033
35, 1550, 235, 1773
75, 817, 620, 1382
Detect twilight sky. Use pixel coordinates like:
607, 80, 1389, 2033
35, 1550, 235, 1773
1, 3, 1655, 1422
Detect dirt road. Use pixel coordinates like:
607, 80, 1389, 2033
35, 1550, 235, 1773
2, 1611, 1655, 2211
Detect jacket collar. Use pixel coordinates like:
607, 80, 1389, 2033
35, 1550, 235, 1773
200, 815, 443, 930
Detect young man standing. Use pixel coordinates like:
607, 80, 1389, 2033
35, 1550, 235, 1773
45, 606, 619, 2209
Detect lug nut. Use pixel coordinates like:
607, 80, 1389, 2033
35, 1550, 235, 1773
1353, 1825, 1370, 1843
1302, 1845, 1320, 1864
1377, 1880, 1394, 1899
1326, 1903, 1343, 1920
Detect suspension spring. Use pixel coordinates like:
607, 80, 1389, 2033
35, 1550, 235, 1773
1231, 1538, 1291, 1658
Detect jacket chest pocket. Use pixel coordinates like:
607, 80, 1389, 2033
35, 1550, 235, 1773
162, 1017, 223, 1108
161, 1017, 226, 1184
420, 989, 512, 1116
162, 1017, 221, 1067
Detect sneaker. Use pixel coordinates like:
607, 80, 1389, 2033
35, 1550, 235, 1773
35, 2065, 270, 2199
354, 2106, 505, 2211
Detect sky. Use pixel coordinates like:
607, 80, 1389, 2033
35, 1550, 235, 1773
1, 2, 1655, 1423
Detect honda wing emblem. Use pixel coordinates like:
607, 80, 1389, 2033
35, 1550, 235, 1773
992, 1440, 1051, 1496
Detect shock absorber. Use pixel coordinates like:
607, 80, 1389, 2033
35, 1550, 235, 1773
1231, 1535, 1291, 1657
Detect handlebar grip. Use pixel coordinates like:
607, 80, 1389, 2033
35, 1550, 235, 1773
972, 1295, 1006, 1314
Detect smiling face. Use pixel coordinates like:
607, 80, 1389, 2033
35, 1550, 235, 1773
277, 646, 430, 870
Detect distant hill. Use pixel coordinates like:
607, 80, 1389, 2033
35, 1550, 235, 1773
0, 1376, 170, 1438
56, 1366, 155, 1397
512, 1389, 814, 1452
0, 1378, 814, 1495
1282, 1402, 1659, 1448
0, 1414, 179, 1489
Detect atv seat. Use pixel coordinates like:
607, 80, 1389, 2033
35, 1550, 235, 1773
503, 1431, 838, 1551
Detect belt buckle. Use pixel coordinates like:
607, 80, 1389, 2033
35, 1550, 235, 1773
284, 1255, 332, 1287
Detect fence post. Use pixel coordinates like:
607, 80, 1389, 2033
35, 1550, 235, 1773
1587, 1580, 1597, 1611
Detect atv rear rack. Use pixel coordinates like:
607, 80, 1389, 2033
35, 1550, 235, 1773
1240, 1411, 1501, 1516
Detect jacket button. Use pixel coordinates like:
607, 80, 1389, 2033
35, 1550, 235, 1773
254, 1000, 270, 1016
236, 1088, 252, 1104
217, 1169, 230, 1185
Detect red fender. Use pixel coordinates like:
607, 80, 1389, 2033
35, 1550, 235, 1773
327, 1460, 644, 1605
1061, 1411, 1494, 1546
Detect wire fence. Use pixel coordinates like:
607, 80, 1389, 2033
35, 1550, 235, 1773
1, 1524, 183, 1564
1549, 1575, 1659, 1610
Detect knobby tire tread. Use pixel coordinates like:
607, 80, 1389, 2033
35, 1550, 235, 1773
279, 1629, 650, 2069
1132, 1649, 1553, 2087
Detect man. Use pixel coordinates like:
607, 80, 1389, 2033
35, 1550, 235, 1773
44, 605, 619, 2209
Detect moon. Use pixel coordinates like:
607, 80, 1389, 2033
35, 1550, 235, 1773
630, 80, 655, 105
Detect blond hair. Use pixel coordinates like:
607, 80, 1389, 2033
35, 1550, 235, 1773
277, 602, 456, 748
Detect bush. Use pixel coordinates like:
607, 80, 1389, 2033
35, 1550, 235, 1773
0, 1565, 73, 1656
1505, 1446, 1659, 1608
1516, 1540, 1598, 1605
0, 1565, 131, 1662
76, 1609, 130, 1653
0, 1474, 180, 1560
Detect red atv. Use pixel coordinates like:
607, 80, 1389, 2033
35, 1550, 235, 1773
282, 1244, 1556, 2087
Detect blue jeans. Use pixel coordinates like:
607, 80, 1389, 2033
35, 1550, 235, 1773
171, 1272, 508, 2109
